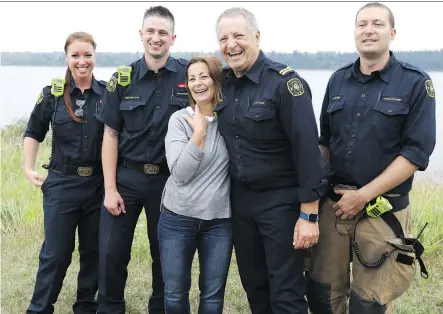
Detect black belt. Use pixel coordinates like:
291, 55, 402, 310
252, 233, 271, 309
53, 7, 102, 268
326, 185, 409, 213
51, 164, 102, 177
120, 158, 169, 175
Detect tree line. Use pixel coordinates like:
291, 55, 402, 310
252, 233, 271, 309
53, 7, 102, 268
2, 50, 443, 70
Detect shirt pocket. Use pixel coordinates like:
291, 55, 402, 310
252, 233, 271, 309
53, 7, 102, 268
53, 111, 78, 143
326, 100, 345, 137
119, 100, 146, 132
369, 101, 409, 143
169, 95, 188, 114
243, 102, 279, 139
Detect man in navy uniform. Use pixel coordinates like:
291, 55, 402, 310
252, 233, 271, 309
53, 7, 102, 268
215, 7, 327, 314
307, 3, 436, 314
96, 6, 188, 313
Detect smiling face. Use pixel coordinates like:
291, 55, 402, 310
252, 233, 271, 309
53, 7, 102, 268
65, 40, 96, 80
187, 61, 215, 107
139, 15, 176, 60
355, 6, 396, 58
217, 15, 260, 77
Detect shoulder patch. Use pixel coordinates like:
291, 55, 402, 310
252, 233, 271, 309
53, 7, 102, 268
425, 80, 435, 98
106, 76, 117, 92
36, 89, 44, 105
287, 78, 304, 96
268, 61, 295, 77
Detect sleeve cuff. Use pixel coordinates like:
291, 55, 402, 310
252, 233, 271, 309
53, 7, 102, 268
318, 136, 329, 147
96, 114, 119, 131
298, 178, 328, 203
399, 146, 429, 171
24, 130, 45, 143
185, 140, 205, 160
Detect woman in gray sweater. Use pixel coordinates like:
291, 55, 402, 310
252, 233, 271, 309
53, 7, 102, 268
158, 56, 232, 314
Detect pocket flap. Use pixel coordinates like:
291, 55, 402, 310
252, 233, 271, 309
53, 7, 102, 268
373, 101, 409, 116
120, 100, 146, 111
244, 107, 276, 121
170, 96, 188, 108
327, 101, 345, 114
54, 113, 72, 124
214, 101, 227, 112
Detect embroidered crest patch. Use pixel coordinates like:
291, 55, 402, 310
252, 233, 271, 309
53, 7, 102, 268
36, 89, 44, 105
425, 80, 435, 98
106, 76, 117, 92
287, 78, 304, 97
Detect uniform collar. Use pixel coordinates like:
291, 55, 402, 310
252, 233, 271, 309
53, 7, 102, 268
346, 50, 396, 83
225, 50, 266, 84
69, 75, 102, 95
139, 55, 177, 79
244, 50, 266, 84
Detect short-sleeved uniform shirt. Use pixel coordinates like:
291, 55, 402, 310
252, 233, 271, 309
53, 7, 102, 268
96, 56, 188, 165
319, 51, 436, 194
25, 76, 106, 166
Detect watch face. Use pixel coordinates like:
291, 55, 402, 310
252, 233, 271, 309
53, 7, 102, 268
309, 214, 318, 222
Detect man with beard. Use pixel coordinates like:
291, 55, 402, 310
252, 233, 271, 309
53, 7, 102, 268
307, 2, 436, 314
96, 6, 188, 313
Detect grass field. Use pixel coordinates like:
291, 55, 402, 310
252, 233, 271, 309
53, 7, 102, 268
1, 119, 442, 313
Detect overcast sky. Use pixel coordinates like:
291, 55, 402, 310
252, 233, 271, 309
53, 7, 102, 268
1, 1, 442, 53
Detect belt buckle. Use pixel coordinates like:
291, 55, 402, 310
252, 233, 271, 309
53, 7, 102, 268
143, 164, 159, 175
77, 166, 93, 177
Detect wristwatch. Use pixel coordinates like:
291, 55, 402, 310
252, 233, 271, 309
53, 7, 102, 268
299, 211, 319, 223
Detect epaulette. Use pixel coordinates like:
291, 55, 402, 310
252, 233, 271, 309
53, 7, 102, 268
98, 80, 107, 86
335, 62, 353, 73
399, 61, 428, 77
177, 58, 188, 67
268, 62, 295, 77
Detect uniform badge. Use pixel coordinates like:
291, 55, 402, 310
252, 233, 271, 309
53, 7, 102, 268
36, 89, 44, 105
287, 78, 304, 97
106, 76, 117, 92
425, 80, 435, 98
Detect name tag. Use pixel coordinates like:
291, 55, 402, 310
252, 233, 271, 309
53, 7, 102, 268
124, 95, 141, 100
174, 87, 188, 98
331, 95, 342, 101
382, 96, 403, 102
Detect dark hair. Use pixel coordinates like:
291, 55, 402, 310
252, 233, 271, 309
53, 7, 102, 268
355, 2, 395, 28
63, 31, 97, 123
143, 6, 175, 32
185, 56, 224, 108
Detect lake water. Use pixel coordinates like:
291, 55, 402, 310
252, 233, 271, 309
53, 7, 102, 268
1, 66, 441, 174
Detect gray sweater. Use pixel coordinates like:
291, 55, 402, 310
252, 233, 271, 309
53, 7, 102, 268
162, 107, 231, 220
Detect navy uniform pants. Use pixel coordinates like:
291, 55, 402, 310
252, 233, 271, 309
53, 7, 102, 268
97, 166, 167, 314
27, 170, 103, 314
231, 180, 308, 314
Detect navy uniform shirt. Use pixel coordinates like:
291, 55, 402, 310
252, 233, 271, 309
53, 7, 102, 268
216, 51, 326, 203
319, 51, 436, 194
25, 76, 106, 166
97, 56, 188, 164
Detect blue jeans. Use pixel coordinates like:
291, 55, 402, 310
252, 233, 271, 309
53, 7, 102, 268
157, 207, 233, 314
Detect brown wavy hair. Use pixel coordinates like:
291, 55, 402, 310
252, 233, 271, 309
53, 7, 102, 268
185, 56, 224, 109
63, 32, 97, 122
